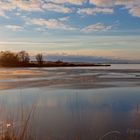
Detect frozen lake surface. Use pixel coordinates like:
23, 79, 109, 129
0, 64, 140, 90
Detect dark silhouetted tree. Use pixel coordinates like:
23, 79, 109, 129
35, 53, 44, 65
18, 51, 30, 64
0, 51, 19, 66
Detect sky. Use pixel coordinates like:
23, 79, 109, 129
0, 0, 140, 60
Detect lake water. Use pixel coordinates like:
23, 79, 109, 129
0, 64, 140, 140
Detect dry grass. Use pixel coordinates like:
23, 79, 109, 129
0, 104, 36, 140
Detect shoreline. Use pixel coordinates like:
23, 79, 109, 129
0, 62, 111, 68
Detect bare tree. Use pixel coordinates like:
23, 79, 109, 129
35, 53, 44, 65
18, 51, 30, 64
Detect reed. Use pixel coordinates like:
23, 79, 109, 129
0, 104, 36, 140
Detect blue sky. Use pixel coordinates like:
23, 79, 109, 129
0, 0, 140, 60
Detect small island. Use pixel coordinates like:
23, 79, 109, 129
0, 51, 111, 67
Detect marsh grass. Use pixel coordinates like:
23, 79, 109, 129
0, 103, 36, 140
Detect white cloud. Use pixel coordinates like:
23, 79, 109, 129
12, 0, 42, 12
116, 0, 140, 8
89, 0, 140, 7
58, 17, 70, 21
89, 0, 140, 17
0, 10, 9, 18
77, 7, 113, 15
42, 3, 72, 13
89, 0, 114, 7
0, 1, 14, 11
0, 0, 79, 14
0, 0, 139, 18
26, 18, 75, 31
45, 0, 85, 5
128, 6, 140, 17
81, 23, 113, 33
4, 25, 23, 31
116, 0, 140, 18
0, 0, 42, 12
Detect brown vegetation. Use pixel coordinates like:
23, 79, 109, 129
0, 105, 36, 140
0, 51, 110, 67
0, 51, 30, 67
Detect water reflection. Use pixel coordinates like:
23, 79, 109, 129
0, 87, 140, 139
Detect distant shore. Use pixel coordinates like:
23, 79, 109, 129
0, 51, 110, 68
0, 61, 111, 67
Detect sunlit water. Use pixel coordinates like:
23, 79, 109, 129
0, 64, 140, 140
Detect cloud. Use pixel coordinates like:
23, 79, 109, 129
129, 6, 140, 17
89, 0, 114, 7
4, 25, 23, 31
12, 0, 42, 12
0, 0, 42, 12
58, 17, 70, 21
89, 0, 140, 17
0, 1, 14, 11
77, 7, 113, 15
116, 1, 140, 18
115, 0, 140, 8
0, 0, 42, 23
46, 0, 85, 5
0, 0, 80, 14
0, 0, 140, 18
89, 0, 140, 7
81, 23, 113, 33
0, 10, 9, 18
42, 3, 72, 13
26, 18, 75, 31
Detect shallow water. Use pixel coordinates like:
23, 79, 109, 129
0, 87, 140, 140
0, 64, 140, 140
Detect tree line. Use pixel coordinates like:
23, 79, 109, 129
0, 51, 44, 67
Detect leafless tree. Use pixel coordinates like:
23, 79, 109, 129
18, 51, 30, 64
35, 53, 44, 65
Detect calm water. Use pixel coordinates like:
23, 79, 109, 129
0, 64, 140, 140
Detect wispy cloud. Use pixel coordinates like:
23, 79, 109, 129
89, 0, 140, 7
0, 0, 140, 18
42, 3, 72, 13
0, 0, 42, 12
77, 7, 113, 15
0, 0, 83, 13
89, 0, 140, 17
12, 0, 42, 12
0, 10, 9, 18
46, 0, 85, 5
4, 25, 23, 31
26, 18, 76, 31
128, 6, 140, 17
89, 0, 114, 7
81, 23, 113, 33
